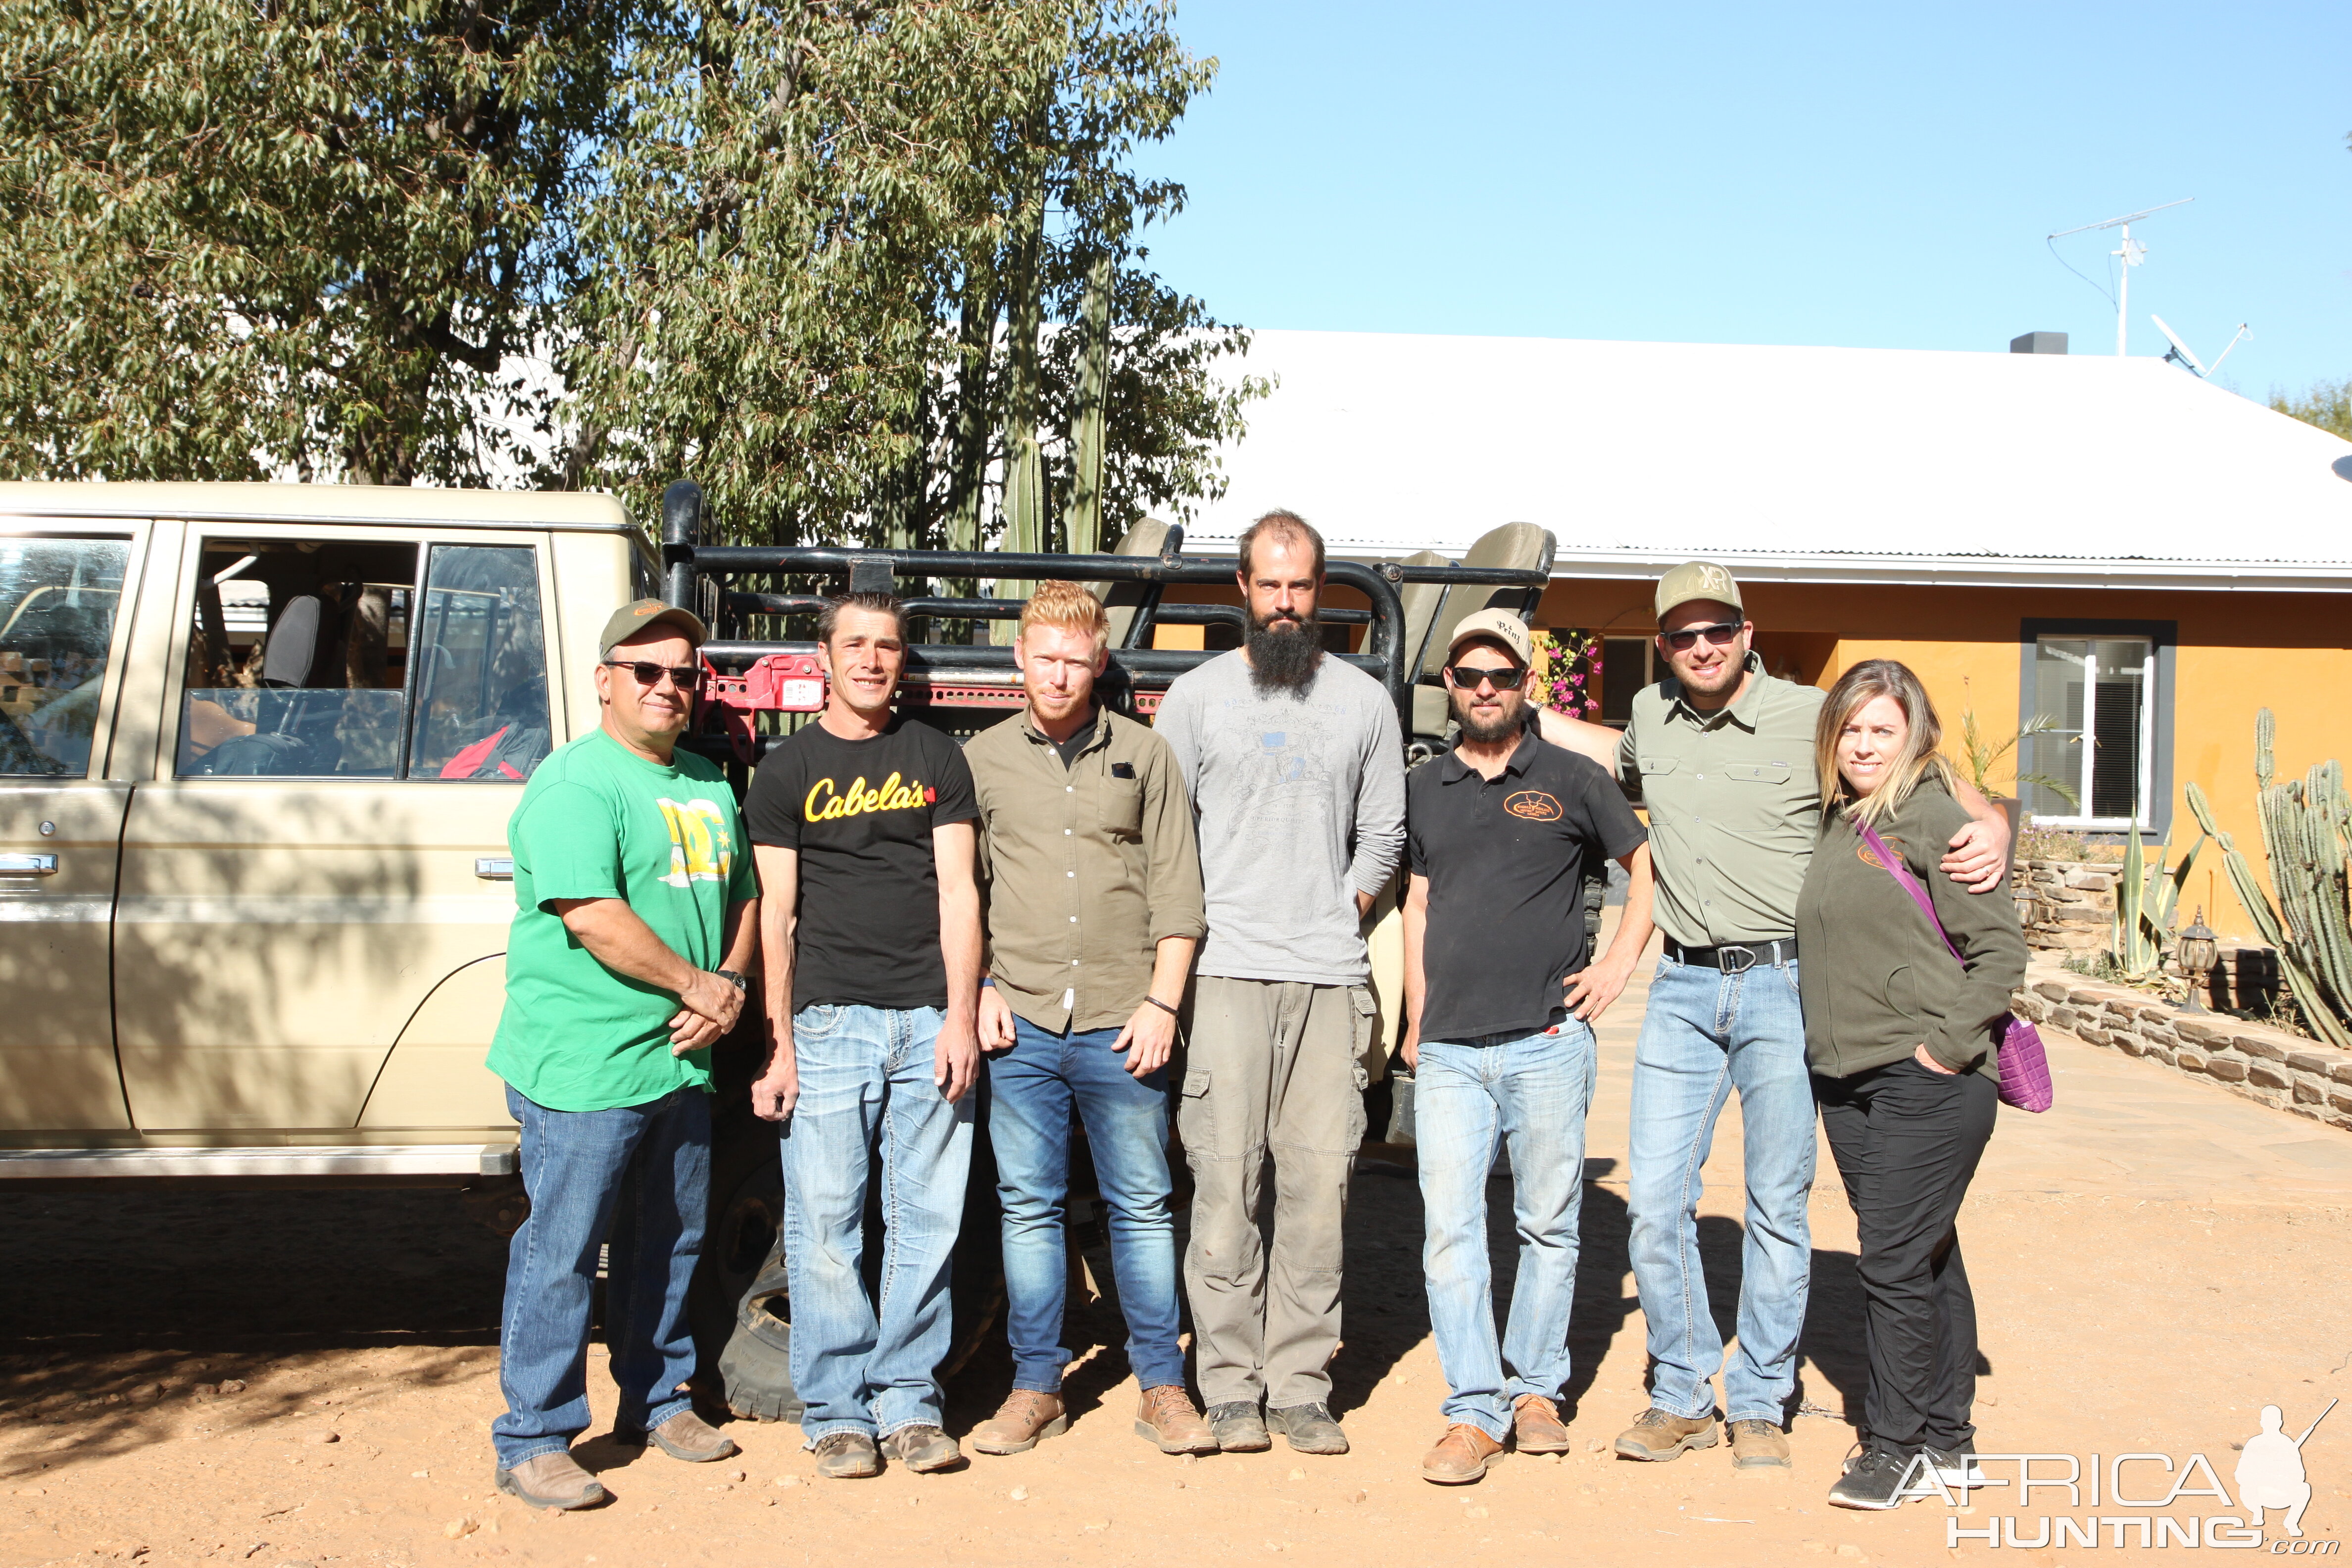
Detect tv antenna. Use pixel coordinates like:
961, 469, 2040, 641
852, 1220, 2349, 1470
2048, 198, 2194, 356
2151, 315, 2249, 379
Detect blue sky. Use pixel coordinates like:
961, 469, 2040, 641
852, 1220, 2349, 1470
1131, 1, 2352, 400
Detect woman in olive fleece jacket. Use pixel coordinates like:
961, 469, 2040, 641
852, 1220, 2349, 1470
1793, 660, 2027, 1512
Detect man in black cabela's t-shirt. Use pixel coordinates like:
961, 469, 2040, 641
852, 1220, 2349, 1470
743, 590, 982, 1481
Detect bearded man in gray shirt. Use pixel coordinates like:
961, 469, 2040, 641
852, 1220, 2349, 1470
1155, 509, 1406, 1458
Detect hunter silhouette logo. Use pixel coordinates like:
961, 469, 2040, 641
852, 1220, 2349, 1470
1504, 790, 1563, 822
2240, 1400, 2333, 1539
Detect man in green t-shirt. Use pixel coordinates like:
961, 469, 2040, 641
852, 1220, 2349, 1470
486, 599, 759, 1511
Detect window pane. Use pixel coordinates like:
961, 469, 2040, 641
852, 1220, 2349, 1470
2088, 639, 2149, 821
1601, 637, 1648, 725
407, 545, 549, 781
0, 537, 130, 777
2024, 638, 2087, 819
177, 539, 416, 778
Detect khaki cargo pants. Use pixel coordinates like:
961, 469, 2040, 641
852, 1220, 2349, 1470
1179, 976, 1376, 1410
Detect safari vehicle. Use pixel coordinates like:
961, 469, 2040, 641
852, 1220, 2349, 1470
0, 478, 1552, 1412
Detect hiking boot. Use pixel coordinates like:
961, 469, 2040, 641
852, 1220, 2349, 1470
1827, 1441, 1916, 1510
1420, 1424, 1504, 1484
1267, 1402, 1349, 1456
614, 1409, 739, 1463
1614, 1407, 1720, 1461
1135, 1385, 1218, 1456
880, 1424, 963, 1473
494, 1451, 609, 1511
1920, 1442, 1987, 1489
811, 1430, 881, 1480
970, 1390, 1067, 1456
1207, 1402, 1272, 1453
1729, 1418, 1791, 1472
1512, 1394, 1572, 1454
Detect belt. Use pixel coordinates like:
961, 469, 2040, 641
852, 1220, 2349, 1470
1664, 936, 1797, 973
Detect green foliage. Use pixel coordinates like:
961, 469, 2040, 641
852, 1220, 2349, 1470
1956, 699, 2078, 808
2110, 818, 2203, 979
0, 0, 1262, 547
2269, 377, 2352, 442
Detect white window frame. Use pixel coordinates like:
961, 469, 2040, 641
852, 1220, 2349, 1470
2027, 636, 2156, 831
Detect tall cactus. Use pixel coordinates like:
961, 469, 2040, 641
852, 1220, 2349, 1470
2112, 819, 2203, 978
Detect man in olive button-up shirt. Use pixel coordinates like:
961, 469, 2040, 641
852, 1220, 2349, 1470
964, 582, 1215, 1461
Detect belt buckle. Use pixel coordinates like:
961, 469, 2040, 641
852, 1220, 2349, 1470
1717, 943, 1758, 975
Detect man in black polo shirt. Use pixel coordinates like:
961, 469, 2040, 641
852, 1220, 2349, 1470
1400, 609, 1655, 1485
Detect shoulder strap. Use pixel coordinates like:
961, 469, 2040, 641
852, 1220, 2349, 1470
1855, 818, 1964, 965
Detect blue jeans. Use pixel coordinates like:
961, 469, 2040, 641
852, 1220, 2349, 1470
781, 1003, 975, 1445
1626, 952, 1816, 1425
988, 1014, 1184, 1394
491, 1084, 710, 1470
1415, 1019, 1598, 1440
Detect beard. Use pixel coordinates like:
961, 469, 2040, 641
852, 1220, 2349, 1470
1452, 687, 1526, 745
1245, 607, 1324, 695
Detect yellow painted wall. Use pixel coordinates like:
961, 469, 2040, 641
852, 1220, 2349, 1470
1533, 578, 2352, 943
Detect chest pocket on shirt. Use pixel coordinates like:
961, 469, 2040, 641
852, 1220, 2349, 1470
1637, 754, 1680, 777
1098, 777, 1144, 838
1726, 761, 1793, 785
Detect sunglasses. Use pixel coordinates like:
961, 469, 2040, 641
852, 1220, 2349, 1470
604, 659, 706, 692
1660, 621, 1743, 653
1444, 664, 1527, 690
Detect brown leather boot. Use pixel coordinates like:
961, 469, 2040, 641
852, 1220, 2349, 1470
495, 1451, 609, 1510
635, 1410, 739, 1463
1134, 1385, 1219, 1455
1421, 1424, 1505, 1484
1614, 1407, 1720, 1461
969, 1389, 1068, 1456
1513, 1393, 1572, 1453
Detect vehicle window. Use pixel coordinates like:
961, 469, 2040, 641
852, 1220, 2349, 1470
407, 545, 550, 782
177, 538, 418, 778
0, 537, 131, 777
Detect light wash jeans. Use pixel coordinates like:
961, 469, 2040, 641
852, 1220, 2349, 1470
780, 1003, 975, 1445
492, 1084, 709, 1470
988, 1014, 1183, 1393
1415, 1018, 1598, 1441
1626, 952, 1816, 1425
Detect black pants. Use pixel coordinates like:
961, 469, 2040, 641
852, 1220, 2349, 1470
1813, 1058, 1997, 1452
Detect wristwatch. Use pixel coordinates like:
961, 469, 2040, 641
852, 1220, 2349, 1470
714, 969, 749, 991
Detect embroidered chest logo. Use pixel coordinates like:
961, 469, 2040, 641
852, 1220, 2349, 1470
1505, 790, 1563, 821
805, 771, 936, 823
1857, 835, 1907, 871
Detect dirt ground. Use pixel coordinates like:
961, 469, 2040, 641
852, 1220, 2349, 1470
7, 940, 2351, 1568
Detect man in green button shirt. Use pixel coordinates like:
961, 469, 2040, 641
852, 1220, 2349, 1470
1541, 562, 2009, 1474
486, 600, 759, 1509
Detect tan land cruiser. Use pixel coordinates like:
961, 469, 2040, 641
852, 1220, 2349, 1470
0, 478, 1555, 1416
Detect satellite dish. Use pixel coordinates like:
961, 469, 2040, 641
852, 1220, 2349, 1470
2152, 315, 2207, 376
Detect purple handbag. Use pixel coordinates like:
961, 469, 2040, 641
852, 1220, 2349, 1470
1856, 820, 2054, 1114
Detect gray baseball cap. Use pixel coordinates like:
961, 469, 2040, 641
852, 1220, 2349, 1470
1655, 560, 1744, 622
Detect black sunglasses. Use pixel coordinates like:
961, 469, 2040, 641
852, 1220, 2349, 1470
1444, 664, 1527, 690
604, 659, 706, 692
1660, 621, 1743, 653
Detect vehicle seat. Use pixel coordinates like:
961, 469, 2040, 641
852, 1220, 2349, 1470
1407, 523, 1557, 739
1096, 519, 1174, 651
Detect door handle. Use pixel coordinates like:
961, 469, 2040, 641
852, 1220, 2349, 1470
475, 857, 514, 881
0, 853, 58, 876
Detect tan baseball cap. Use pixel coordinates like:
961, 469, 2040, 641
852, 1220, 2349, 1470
598, 597, 709, 658
1446, 608, 1534, 667
1655, 559, 1743, 622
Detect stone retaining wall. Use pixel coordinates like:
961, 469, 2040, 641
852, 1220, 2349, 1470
2012, 858, 2121, 954
2012, 960, 2352, 1131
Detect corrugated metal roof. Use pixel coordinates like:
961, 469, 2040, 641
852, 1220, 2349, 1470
1190, 332, 2352, 588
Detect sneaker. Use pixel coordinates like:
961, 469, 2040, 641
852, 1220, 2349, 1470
1614, 1407, 1720, 1461
1728, 1418, 1792, 1472
880, 1424, 963, 1473
1920, 1442, 1988, 1489
494, 1450, 609, 1510
1134, 1385, 1219, 1456
811, 1430, 881, 1480
1420, 1423, 1504, 1483
1207, 1401, 1272, 1453
1512, 1394, 1572, 1454
970, 1390, 1068, 1456
1267, 1402, 1349, 1456
1826, 1442, 1917, 1510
